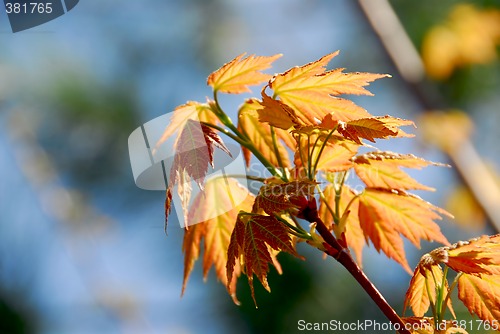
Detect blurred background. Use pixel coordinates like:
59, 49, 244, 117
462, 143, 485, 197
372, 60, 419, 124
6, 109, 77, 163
0, 0, 499, 333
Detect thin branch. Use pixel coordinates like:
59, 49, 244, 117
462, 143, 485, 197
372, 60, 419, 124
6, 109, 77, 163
302, 200, 411, 334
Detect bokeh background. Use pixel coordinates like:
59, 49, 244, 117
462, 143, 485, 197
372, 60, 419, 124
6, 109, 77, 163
0, 0, 499, 333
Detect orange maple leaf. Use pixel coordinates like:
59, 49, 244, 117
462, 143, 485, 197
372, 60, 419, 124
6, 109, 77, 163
226, 214, 301, 305
165, 120, 231, 228
359, 189, 450, 273
293, 132, 358, 173
353, 152, 446, 191
154, 101, 219, 153
207, 53, 282, 94
182, 177, 254, 305
269, 51, 388, 124
458, 273, 500, 324
238, 99, 294, 168
404, 264, 444, 317
257, 90, 301, 130
253, 180, 316, 216
438, 235, 500, 275
334, 117, 397, 144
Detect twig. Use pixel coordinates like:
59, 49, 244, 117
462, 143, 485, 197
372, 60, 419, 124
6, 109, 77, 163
302, 200, 411, 334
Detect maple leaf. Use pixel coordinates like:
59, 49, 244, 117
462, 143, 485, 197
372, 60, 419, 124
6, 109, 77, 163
293, 133, 358, 173
166, 119, 231, 228
182, 176, 254, 305
238, 99, 294, 168
176, 169, 192, 225
269, 52, 388, 124
170, 119, 231, 189
404, 263, 444, 317
257, 90, 301, 130
376, 116, 416, 138
207, 53, 282, 94
353, 152, 446, 191
438, 235, 500, 275
335, 117, 397, 144
226, 214, 301, 305
318, 184, 365, 264
358, 189, 450, 273
154, 101, 219, 153
458, 273, 500, 324
253, 180, 316, 216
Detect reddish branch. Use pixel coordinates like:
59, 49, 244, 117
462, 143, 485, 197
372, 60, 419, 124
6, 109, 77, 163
302, 201, 412, 334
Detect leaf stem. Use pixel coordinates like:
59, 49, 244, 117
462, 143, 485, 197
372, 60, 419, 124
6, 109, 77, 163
334, 171, 347, 224
425, 273, 438, 327
274, 214, 311, 240
270, 126, 288, 181
440, 271, 462, 321
312, 127, 337, 177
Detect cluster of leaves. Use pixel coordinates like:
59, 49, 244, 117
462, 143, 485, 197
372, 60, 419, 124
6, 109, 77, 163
404, 235, 500, 333
157, 52, 500, 332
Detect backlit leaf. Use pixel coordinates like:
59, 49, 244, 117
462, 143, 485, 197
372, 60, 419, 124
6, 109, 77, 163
359, 189, 450, 273
176, 169, 192, 227
226, 214, 301, 305
167, 120, 232, 228
458, 273, 500, 323
269, 52, 388, 124
254, 180, 316, 216
257, 91, 300, 130
207, 53, 282, 94
182, 177, 254, 305
444, 235, 500, 275
170, 119, 231, 189
353, 152, 444, 191
238, 99, 293, 168
294, 133, 358, 173
155, 101, 219, 153
404, 263, 443, 317
336, 117, 397, 145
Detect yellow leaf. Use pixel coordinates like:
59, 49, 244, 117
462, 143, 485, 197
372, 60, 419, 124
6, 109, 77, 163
270, 52, 388, 124
257, 90, 300, 130
154, 101, 219, 154
353, 152, 444, 191
404, 264, 443, 317
458, 273, 500, 323
207, 53, 282, 94
238, 99, 293, 168
359, 189, 450, 273
182, 177, 254, 305
377, 116, 416, 138
445, 235, 500, 275
294, 133, 357, 173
